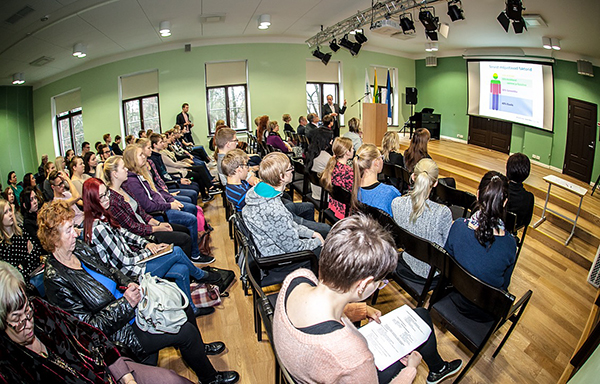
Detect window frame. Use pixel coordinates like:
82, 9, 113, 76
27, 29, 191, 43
306, 82, 340, 120
55, 107, 83, 156
205, 84, 249, 135
122, 93, 161, 136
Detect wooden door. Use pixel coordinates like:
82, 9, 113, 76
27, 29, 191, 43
564, 98, 597, 183
468, 115, 512, 154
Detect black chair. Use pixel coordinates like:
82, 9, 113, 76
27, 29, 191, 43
505, 210, 528, 261
428, 256, 533, 383
287, 159, 305, 200
394, 165, 412, 194
321, 185, 352, 225
303, 170, 327, 220
381, 162, 402, 191
266, 144, 279, 153
433, 182, 477, 220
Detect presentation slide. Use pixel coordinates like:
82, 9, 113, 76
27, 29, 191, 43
479, 61, 544, 128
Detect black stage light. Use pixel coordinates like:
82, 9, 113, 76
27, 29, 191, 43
312, 48, 332, 65
329, 39, 340, 52
339, 34, 361, 56
419, 8, 439, 32
447, 1, 465, 22
512, 18, 527, 33
497, 11, 510, 32
506, 0, 523, 20
399, 13, 415, 33
355, 31, 368, 44
425, 30, 439, 41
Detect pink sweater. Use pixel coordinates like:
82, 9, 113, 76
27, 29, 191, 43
273, 269, 417, 384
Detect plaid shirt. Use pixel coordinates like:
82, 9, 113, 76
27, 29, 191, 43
108, 190, 154, 237
147, 159, 170, 193
90, 219, 151, 278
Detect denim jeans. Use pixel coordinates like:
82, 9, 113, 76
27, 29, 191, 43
145, 246, 206, 310
180, 201, 197, 215
164, 210, 199, 258
173, 194, 192, 204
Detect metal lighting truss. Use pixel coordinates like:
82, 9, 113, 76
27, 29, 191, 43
305, 0, 443, 48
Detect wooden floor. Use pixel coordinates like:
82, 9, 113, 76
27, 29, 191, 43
159, 139, 599, 384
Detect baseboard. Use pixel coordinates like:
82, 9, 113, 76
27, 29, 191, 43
529, 158, 562, 173
440, 135, 468, 144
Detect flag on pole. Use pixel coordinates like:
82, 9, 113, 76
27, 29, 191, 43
373, 68, 378, 103
364, 68, 372, 103
386, 69, 392, 123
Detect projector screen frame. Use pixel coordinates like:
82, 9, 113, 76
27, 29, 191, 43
466, 58, 555, 133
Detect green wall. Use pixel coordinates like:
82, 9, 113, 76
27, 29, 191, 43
32, 43, 414, 159
0, 86, 37, 180
416, 57, 600, 182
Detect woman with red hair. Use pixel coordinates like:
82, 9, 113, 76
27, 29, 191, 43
82, 177, 220, 317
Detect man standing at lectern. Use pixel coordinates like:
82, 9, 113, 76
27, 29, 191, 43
322, 95, 346, 137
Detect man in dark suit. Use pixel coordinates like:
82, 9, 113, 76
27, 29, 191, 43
322, 94, 347, 137
297, 116, 308, 135
305, 113, 320, 141
176, 103, 194, 143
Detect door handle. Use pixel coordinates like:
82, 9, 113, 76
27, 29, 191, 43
590, 142, 595, 150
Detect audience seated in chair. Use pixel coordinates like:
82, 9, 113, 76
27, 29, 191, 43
444, 171, 517, 322
215, 127, 260, 186
392, 159, 452, 283
352, 144, 401, 216
382, 131, 404, 168
320, 137, 354, 220
305, 128, 333, 201
266, 120, 292, 154
273, 214, 462, 384
342, 117, 363, 153
506, 153, 535, 229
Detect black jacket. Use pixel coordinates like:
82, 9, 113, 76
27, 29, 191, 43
44, 240, 146, 359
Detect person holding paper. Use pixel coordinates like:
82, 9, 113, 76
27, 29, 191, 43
273, 214, 461, 384
81, 177, 221, 318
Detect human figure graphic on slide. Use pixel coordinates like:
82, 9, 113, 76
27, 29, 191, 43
490, 73, 501, 110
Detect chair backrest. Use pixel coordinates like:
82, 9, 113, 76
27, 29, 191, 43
394, 165, 412, 194
266, 144, 279, 153
433, 182, 477, 218
329, 185, 352, 217
357, 203, 402, 247
392, 224, 446, 273
438, 255, 515, 320
306, 171, 327, 204
381, 163, 399, 188
505, 211, 517, 234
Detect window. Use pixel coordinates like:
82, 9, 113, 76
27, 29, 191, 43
122, 94, 161, 136
306, 83, 339, 117
120, 70, 160, 136
56, 107, 84, 156
205, 61, 249, 134
206, 85, 248, 133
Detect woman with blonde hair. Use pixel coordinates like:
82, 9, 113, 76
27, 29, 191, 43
391, 159, 452, 281
282, 113, 295, 133
403, 128, 431, 172
320, 137, 354, 219
343, 117, 363, 152
382, 131, 404, 167
352, 144, 401, 216
68, 156, 87, 196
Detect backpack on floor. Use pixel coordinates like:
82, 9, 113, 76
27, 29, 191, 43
202, 266, 236, 294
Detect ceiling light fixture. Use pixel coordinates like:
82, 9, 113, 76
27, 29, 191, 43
419, 7, 439, 32
339, 34, 361, 56
312, 47, 332, 65
551, 38, 561, 50
425, 42, 439, 52
12, 73, 25, 85
159, 21, 171, 37
354, 30, 368, 44
329, 39, 340, 52
72, 43, 87, 58
399, 13, 415, 34
542, 37, 552, 50
447, 0, 465, 22
498, 0, 527, 34
258, 14, 271, 30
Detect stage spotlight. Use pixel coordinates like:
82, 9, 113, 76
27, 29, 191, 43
512, 18, 527, 33
506, 0, 523, 21
339, 34, 361, 56
419, 7, 439, 32
425, 30, 438, 41
497, 12, 510, 32
399, 13, 415, 33
329, 39, 340, 52
447, 1, 465, 22
355, 31, 368, 44
312, 48, 332, 65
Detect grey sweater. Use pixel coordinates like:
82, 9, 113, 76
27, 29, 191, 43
391, 196, 452, 278
242, 182, 320, 256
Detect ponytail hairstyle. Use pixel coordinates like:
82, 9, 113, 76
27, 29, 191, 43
82, 178, 120, 244
474, 171, 509, 247
381, 131, 400, 162
404, 128, 430, 172
408, 158, 439, 223
321, 137, 353, 191
351, 144, 381, 210
102, 156, 123, 187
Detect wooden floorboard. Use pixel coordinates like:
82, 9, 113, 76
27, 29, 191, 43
158, 140, 598, 384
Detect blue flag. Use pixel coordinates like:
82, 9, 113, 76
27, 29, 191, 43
386, 69, 392, 120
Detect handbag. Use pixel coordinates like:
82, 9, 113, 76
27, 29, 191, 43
135, 273, 188, 334
191, 283, 222, 308
198, 230, 212, 256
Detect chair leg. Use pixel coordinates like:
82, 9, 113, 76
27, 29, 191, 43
452, 349, 482, 384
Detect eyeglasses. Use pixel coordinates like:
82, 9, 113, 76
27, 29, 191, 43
228, 138, 239, 144
285, 166, 294, 173
53, 182, 64, 188
7, 301, 33, 333
102, 150, 110, 155
377, 279, 389, 290
239, 164, 249, 169
100, 189, 111, 200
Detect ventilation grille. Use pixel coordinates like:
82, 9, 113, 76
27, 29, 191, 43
426, 56, 437, 67
587, 245, 600, 288
5, 6, 35, 24
30, 56, 54, 67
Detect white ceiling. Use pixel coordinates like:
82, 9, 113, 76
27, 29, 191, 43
1, 0, 599, 87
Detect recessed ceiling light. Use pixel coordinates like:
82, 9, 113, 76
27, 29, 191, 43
72, 43, 86, 58
258, 14, 270, 30
12, 73, 25, 85
159, 21, 171, 37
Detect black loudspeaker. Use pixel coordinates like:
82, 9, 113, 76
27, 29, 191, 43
406, 87, 418, 105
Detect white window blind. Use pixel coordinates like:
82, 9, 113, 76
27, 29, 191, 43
54, 90, 81, 114
121, 70, 159, 100
306, 60, 340, 83
205, 61, 247, 87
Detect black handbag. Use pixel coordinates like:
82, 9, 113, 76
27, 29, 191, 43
202, 266, 235, 295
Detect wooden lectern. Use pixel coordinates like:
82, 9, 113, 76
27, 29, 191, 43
362, 103, 388, 145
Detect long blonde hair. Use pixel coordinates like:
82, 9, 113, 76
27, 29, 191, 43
0, 200, 21, 244
102, 156, 123, 187
408, 158, 439, 223
381, 131, 400, 162
351, 144, 381, 210
321, 137, 353, 191
122, 145, 156, 192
